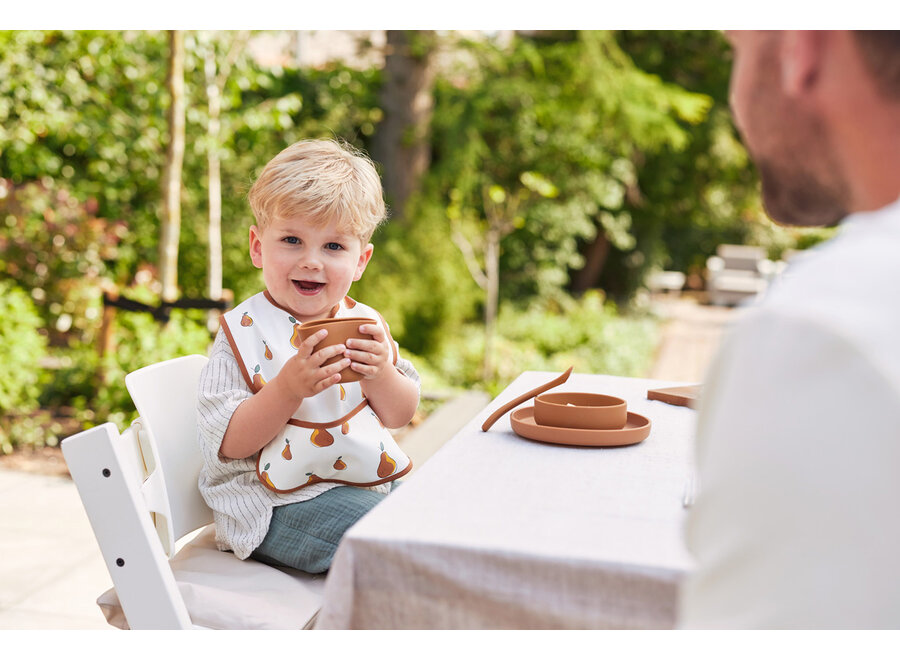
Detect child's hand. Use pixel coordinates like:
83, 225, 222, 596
345, 323, 393, 381
279, 329, 350, 400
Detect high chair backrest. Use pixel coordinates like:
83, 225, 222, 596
62, 354, 209, 628
124, 354, 212, 555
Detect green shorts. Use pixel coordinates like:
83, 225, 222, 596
250, 482, 398, 573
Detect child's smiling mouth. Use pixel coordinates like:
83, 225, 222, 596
293, 280, 325, 295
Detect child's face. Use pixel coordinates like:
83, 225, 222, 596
249, 215, 373, 323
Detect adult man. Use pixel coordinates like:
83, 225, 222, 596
680, 31, 900, 628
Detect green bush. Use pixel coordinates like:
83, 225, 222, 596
93, 307, 213, 429
0, 178, 125, 347
429, 291, 660, 396
37, 285, 214, 431
0, 279, 49, 453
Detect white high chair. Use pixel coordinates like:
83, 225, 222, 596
61, 355, 325, 629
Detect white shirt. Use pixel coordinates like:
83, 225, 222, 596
680, 197, 900, 628
196, 328, 421, 560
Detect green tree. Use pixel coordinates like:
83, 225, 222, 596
611, 30, 758, 290
422, 31, 710, 374
612, 30, 834, 292
0, 279, 49, 453
0, 30, 168, 284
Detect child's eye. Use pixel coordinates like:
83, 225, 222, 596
325, 242, 343, 251
283, 236, 300, 245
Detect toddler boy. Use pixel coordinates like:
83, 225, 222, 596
197, 139, 419, 573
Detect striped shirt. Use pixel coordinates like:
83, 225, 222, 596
196, 328, 420, 559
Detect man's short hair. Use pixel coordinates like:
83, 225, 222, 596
852, 31, 900, 99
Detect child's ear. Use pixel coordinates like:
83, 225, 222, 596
353, 243, 374, 282
249, 225, 263, 268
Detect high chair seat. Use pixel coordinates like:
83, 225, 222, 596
96, 525, 324, 629
62, 355, 325, 629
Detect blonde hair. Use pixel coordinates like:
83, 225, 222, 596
248, 139, 387, 242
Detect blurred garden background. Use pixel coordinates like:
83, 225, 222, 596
0, 29, 835, 458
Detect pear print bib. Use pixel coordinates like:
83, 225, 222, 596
220, 291, 412, 493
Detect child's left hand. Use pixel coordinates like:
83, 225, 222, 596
344, 323, 393, 381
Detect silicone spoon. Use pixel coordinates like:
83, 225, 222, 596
481, 366, 574, 432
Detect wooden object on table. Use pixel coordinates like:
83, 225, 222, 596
646, 385, 701, 409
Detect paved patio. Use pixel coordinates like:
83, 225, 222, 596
0, 295, 736, 630
0, 467, 111, 629
649, 294, 742, 383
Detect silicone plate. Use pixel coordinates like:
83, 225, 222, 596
510, 407, 651, 447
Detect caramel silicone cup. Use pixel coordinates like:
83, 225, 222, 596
533, 392, 628, 430
297, 317, 374, 383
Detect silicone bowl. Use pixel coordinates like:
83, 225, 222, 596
296, 317, 374, 383
533, 392, 628, 430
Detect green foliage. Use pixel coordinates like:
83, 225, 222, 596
428, 31, 712, 304
0, 30, 168, 286
430, 291, 659, 396
0, 279, 49, 453
613, 30, 833, 291
0, 178, 125, 346
351, 187, 480, 356
0, 279, 47, 410
36, 309, 212, 434
92, 306, 213, 427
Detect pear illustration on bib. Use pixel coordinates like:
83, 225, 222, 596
377, 442, 397, 478
260, 463, 275, 489
263, 340, 273, 360
241, 311, 253, 327
289, 316, 302, 349
252, 364, 266, 389
333, 456, 347, 471
281, 438, 292, 460
310, 427, 334, 447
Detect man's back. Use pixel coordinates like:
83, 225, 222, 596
681, 197, 900, 627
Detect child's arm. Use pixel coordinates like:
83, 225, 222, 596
345, 322, 420, 429
219, 329, 351, 459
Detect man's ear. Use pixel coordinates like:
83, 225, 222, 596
353, 243, 374, 282
249, 225, 264, 269
782, 30, 824, 97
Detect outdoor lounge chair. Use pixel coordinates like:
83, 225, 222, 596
61, 355, 325, 629
705, 244, 779, 306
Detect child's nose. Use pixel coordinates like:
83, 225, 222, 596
297, 251, 323, 269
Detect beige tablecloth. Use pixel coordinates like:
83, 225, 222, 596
315, 372, 697, 629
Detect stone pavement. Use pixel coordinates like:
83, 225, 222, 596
0, 295, 736, 630
0, 467, 111, 629
648, 294, 742, 383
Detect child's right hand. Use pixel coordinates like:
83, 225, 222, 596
277, 329, 350, 401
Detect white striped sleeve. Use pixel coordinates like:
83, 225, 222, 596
197, 329, 252, 461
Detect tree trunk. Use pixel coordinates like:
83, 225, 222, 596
204, 44, 223, 332
372, 30, 436, 223
482, 231, 500, 382
159, 30, 186, 304
573, 228, 610, 294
